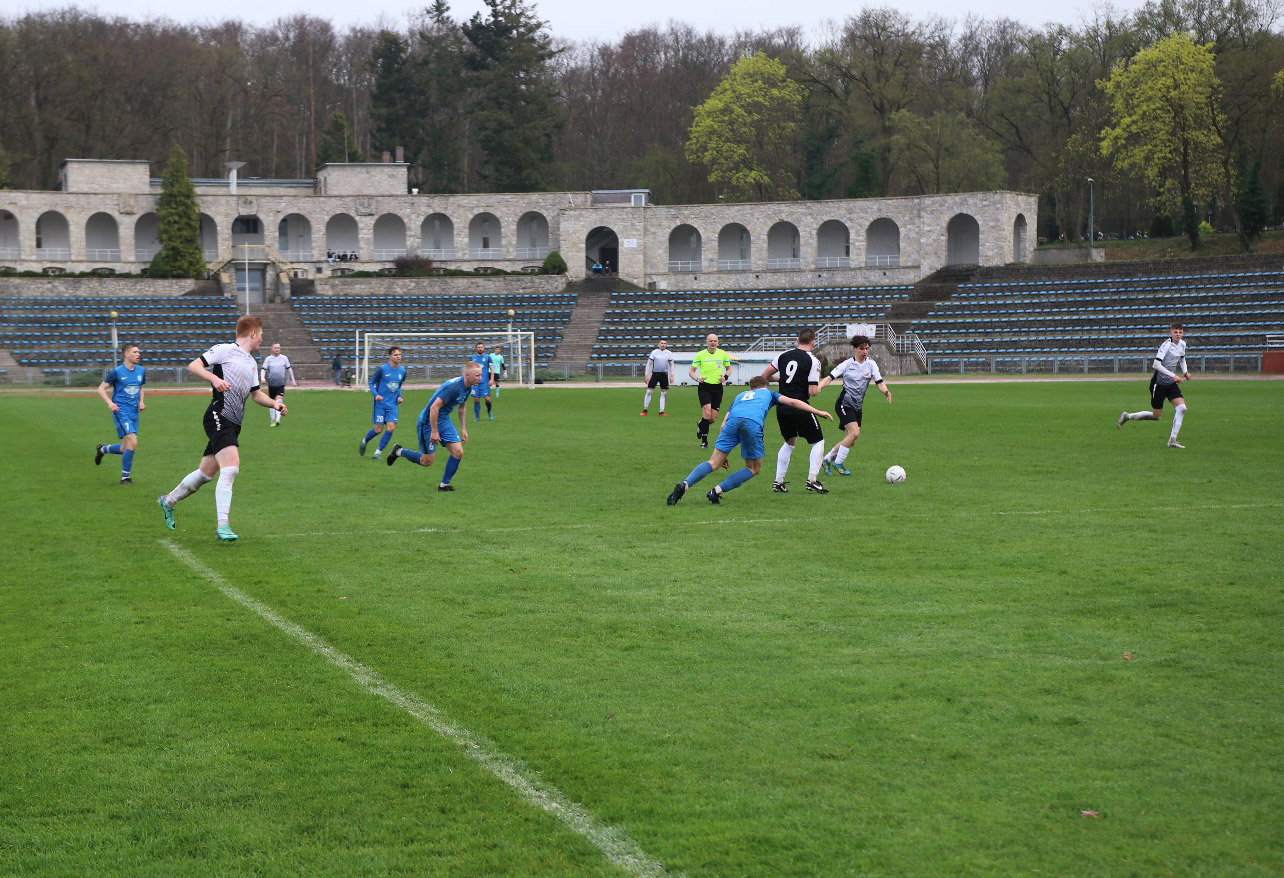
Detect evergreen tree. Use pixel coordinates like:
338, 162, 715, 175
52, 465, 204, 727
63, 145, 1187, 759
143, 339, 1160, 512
414, 1, 469, 193
1234, 158, 1271, 250
317, 110, 362, 165
462, 0, 560, 192
151, 144, 205, 279
370, 31, 421, 164
0, 141, 12, 189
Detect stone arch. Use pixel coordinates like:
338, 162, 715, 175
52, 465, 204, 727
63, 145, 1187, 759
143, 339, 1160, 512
326, 214, 360, 260
373, 214, 407, 260
0, 210, 20, 258
85, 212, 120, 259
232, 214, 264, 245
135, 213, 160, 261
420, 213, 455, 258
766, 221, 801, 268
36, 211, 70, 256
947, 213, 980, 265
468, 212, 502, 258
516, 211, 550, 260
816, 220, 851, 267
865, 218, 899, 266
667, 224, 702, 271
586, 226, 619, 274
278, 213, 313, 261
1012, 213, 1028, 263
199, 214, 219, 259
717, 223, 751, 270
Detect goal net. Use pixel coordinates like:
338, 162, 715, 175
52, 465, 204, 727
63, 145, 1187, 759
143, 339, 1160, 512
355, 330, 537, 389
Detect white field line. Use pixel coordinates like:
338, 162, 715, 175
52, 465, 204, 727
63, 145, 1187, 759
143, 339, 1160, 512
264, 518, 791, 539
161, 539, 676, 878
991, 502, 1282, 516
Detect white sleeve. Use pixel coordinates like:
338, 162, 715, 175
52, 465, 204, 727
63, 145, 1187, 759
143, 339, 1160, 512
202, 343, 229, 366
770, 353, 782, 371
808, 354, 821, 383
829, 358, 850, 379
870, 359, 884, 383
1152, 342, 1175, 378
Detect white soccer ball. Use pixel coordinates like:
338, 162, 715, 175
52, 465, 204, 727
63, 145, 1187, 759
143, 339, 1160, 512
885, 465, 906, 484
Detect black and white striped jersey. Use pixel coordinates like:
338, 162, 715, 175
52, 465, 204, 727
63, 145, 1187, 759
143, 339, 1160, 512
200, 342, 261, 424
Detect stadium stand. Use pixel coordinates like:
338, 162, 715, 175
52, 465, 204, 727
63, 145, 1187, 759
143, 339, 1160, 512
905, 263, 1284, 372
292, 292, 577, 370
0, 295, 240, 376
588, 285, 914, 363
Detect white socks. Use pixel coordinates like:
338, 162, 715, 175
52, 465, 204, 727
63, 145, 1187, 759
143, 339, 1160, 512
659, 391, 666, 413
1128, 411, 1159, 421
775, 443, 794, 482
270, 408, 281, 424
643, 389, 653, 409
808, 441, 825, 480
835, 446, 851, 464
1170, 403, 1186, 441
167, 469, 212, 505
215, 466, 239, 525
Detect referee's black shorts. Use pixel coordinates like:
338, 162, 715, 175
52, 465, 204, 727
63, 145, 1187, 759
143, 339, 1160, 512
697, 382, 725, 410
267, 384, 285, 399
776, 404, 824, 444
202, 408, 242, 456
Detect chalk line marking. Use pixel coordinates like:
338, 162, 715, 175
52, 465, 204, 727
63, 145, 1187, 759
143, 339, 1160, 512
162, 539, 675, 878
264, 518, 790, 540
990, 502, 1282, 517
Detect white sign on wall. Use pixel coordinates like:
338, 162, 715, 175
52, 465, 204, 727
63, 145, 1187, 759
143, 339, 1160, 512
846, 323, 878, 339
622, 239, 639, 248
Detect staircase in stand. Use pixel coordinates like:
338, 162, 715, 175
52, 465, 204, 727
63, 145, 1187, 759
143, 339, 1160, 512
885, 265, 977, 331
254, 302, 330, 381
549, 276, 644, 372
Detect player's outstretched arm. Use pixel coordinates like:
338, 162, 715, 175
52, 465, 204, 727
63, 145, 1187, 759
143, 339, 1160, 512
877, 380, 892, 403
761, 364, 777, 379
252, 388, 286, 414
188, 357, 230, 392
779, 396, 833, 419
96, 379, 119, 411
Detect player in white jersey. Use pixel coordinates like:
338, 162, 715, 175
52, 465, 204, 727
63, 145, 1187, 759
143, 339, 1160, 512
259, 343, 297, 427
641, 339, 675, 416
817, 335, 892, 476
156, 315, 287, 542
1117, 322, 1191, 447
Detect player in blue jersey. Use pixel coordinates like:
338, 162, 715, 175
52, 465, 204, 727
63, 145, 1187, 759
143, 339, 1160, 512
469, 341, 494, 421
386, 361, 483, 491
95, 343, 146, 484
360, 346, 407, 460
666, 375, 832, 506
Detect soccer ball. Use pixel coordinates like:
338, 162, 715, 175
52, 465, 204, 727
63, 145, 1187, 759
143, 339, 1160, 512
885, 465, 906, 484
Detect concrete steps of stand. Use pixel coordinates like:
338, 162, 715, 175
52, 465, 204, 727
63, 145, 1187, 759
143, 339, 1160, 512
255, 302, 331, 380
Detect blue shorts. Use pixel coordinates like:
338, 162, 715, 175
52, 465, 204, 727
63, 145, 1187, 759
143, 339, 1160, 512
113, 410, 139, 438
714, 416, 765, 461
470, 382, 490, 399
373, 400, 399, 425
417, 411, 461, 454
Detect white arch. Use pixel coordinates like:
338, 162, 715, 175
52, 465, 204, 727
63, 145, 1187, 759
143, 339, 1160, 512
135, 213, 160, 261
1012, 214, 1028, 263
373, 214, 407, 260
515, 211, 550, 260
667, 224, 702, 271
766, 221, 800, 269
420, 213, 455, 258
468, 213, 502, 258
717, 223, 751, 270
232, 214, 264, 245
36, 211, 70, 258
278, 213, 314, 261
816, 220, 850, 268
865, 218, 900, 267
199, 214, 219, 260
0, 210, 21, 259
326, 214, 360, 261
947, 213, 980, 265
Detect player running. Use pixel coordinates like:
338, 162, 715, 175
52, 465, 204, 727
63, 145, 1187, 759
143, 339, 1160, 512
386, 362, 483, 492
361, 346, 406, 460
818, 334, 892, 476
156, 315, 286, 541
469, 342, 494, 421
259, 342, 297, 427
94, 342, 146, 485
641, 339, 674, 416
1117, 322, 1191, 448
761, 329, 827, 493
666, 375, 832, 506
689, 333, 732, 447
489, 346, 506, 398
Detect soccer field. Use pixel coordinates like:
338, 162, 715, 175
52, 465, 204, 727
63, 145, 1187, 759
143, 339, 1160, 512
2, 380, 1281, 876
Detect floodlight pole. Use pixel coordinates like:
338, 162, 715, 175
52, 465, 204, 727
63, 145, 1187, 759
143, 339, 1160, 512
1087, 178, 1095, 247
225, 161, 248, 313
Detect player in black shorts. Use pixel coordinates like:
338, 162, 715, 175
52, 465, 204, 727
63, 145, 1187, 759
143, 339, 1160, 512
761, 329, 828, 493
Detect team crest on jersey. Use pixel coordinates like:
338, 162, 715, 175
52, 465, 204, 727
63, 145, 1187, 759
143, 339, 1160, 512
124, 384, 141, 396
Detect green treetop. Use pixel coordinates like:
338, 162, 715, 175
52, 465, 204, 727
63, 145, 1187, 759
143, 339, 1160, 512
152, 144, 205, 279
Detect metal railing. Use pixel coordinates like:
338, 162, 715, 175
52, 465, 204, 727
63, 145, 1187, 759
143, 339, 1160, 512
85, 249, 120, 261
135, 247, 160, 261
866, 254, 899, 267
231, 244, 268, 260
515, 247, 549, 260
373, 248, 407, 260
1267, 332, 1284, 349
766, 257, 801, 269
202, 249, 219, 261
718, 259, 750, 271
668, 260, 701, 272
0, 247, 19, 260
417, 248, 456, 259
280, 249, 314, 262
816, 256, 852, 269
36, 248, 71, 260
469, 247, 504, 259
926, 353, 1264, 375
879, 324, 927, 369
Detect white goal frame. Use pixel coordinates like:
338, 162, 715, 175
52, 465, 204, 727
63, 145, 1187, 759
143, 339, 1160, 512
355, 329, 537, 388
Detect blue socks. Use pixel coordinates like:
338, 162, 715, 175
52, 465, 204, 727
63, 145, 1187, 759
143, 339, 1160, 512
716, 467, 755, 494
442, 456, 460, 485
684, 461, 714, 486
121, 450, 134, 478
105, 444, 123, 454
364, 428, 378, 443
377, 431, 393, 451
399, 448, 422, 464
474, 401, 481, 419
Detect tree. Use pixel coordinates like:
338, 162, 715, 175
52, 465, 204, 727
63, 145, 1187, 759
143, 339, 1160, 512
462, 0, 561, 192
0, 141, 12, 189
887, 110, 1006, 193
151, 144, 205, 279
317, 109, 361, 164
1234, 157, 1271, 248
1100, 33, 1228, 249
686, 52, 805, 201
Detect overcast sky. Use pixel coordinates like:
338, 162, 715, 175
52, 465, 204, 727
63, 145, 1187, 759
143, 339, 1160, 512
13, 0, 1148, 44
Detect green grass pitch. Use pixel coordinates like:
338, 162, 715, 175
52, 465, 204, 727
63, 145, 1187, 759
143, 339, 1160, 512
2, 379, 1281, 876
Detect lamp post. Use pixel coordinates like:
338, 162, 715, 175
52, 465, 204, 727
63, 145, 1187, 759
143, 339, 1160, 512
224, 161, 248, 313
109, 310, 118, 366
506, 309, 516, 385
1087, 178, 1095, 248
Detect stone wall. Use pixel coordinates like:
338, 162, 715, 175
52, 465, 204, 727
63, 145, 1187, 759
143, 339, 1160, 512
0, 278, 213, 297
310, 275, 569, 297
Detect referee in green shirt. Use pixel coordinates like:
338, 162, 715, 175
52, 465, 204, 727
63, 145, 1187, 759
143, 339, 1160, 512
689, 333, 732, 448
